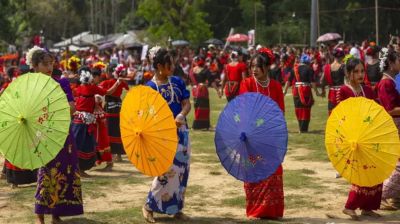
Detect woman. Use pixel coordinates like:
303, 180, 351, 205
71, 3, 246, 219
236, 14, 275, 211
284, 54, 318, 133
190, 56, 218, 130
338, 56, 381, 220
91, 67, 113, 170
239, 48, 285, 219
220, 51, 246, 102
26, 46, 83, 224
377, 48, 400, 210
71, 67, 120, 176
99, 64, 129, 162
321, 48, 346, 115
365, 45, 382, 91
142, 47, 191, 223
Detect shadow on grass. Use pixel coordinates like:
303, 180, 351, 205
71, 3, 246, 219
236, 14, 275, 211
63, 218, 107, 224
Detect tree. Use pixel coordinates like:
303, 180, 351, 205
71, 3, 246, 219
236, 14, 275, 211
136, 0, 212, 45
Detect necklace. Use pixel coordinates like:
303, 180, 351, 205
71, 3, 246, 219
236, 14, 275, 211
254, 76, 270, 96
346, 84, 365, 97
383, 73, 395, 82
152, 75, 175, 104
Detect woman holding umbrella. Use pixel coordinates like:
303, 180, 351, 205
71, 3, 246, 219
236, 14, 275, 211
337, 56, 382, 220
238, 48, 285, 219
377, 48, 400, 210
142, 47, 191, 223
26, 46, 83, 224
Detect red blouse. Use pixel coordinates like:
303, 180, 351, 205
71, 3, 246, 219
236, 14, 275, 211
338, 85, 375, 102
377, 79, 400, 112
99, 79, 128, 98
239, 77, 285, 113
75, 84, 107, 113
225, 63, 246, 82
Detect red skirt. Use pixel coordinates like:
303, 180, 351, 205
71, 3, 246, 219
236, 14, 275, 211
94, 115, 112, 163
192, 84, 210, 129
345, 184, 382, 211
328, 87, 340, 115
244, 165, 284, 219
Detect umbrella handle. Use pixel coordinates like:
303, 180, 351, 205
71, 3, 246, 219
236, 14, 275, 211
240, 132, 247, 142
17, 115, 26, 124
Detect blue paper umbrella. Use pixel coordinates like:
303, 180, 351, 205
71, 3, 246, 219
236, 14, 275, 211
215, 93, 288, 182
395, 73, 400, 93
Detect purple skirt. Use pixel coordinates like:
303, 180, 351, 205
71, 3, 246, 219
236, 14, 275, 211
35, 132, 83, 216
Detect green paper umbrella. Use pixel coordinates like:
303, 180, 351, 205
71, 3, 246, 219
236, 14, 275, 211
0, 73, 71, 170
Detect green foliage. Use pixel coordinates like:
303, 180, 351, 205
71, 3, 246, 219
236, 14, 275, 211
136, 0, 212, 45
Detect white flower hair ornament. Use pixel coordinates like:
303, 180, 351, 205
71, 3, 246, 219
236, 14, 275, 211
79, 70, 93, 84
379, 47, 389, 72
149, 46, 161, 61
26, 46, 45, 68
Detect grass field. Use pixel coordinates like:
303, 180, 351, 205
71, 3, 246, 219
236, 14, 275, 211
0, 87, 399, 224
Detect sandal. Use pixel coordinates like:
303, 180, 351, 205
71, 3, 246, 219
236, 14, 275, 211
361, 210, 381, 218
342, 209, 359, 220
142, 206, 155, 223
381, 199, 398, 210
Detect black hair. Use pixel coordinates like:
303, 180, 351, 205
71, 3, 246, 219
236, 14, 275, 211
250, 53, 270, 74
31, 50, 53, 67
6, 66, 17, 79
332, 48, 344, 58
152, 48, 172, 70
52, 68, 62, 77
345, 57, 363, 75
380, 49, 399, 72
91, 67, 102, 77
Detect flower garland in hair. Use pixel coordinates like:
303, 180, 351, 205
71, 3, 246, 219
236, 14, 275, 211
343, 54, 354, 65
114, 64, 126, 78
67, 56, 81, 71
79, 70, 93, 84
379, 47, 389, 72
26, 46, 44, 68
92, 61, 106, 70
257, 47, 275, 66
149, 46, 161, 61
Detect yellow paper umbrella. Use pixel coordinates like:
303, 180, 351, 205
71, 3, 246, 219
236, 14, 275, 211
120, 85, 178, 176
325, 97, 400, 187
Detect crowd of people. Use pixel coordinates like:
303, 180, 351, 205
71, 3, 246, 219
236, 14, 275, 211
0, 35, 400, 223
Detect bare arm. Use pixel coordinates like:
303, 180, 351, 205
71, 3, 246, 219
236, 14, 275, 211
176, 99, 191, 127
105, 80, 120, 95
388, 107, 400, 116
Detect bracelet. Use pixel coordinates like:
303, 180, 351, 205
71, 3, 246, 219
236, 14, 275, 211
176, 113, 186, 122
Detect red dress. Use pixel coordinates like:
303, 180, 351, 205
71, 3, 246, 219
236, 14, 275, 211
93, 96, 112, 163
239, 77, 285, 219
224, 63, 246, 101
339, 84, 382, 211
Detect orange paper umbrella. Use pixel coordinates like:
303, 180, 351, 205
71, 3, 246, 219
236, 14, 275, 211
120, 85, 178, 176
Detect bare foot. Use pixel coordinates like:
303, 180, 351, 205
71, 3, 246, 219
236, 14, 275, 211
381, 199, 399, 210
36, 214, 45, 224
361, 210, 381, 218
343, 209, 359, 220
51, 215, 62, 224
173, 212, 190, 221
142, 206, 155, 223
